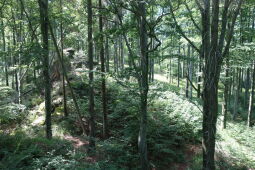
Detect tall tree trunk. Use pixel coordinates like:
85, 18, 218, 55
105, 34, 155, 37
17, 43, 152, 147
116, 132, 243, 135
202, 0, 218, 169
185, 59, 189, 98
169, 57, 172, 83
138, 1, 149, 169
38, 0, 52, 139
119, 35, 124, 70
1, 18, 8, 86
177, 46, 180, 87
197, 58, 202, 98
248, 61, 255, 127
17, 0, 24, 104
233, 68, 241, 120
189, 46, 193, 99
114, 41, 118, 73
244, 68, 250, 107
60, 0, 68, 117
185, 45, 189, 98
105, 25, 110, 72
11, 15, 19, 92
87, 0, 95, 151
99, 0, 108, 139
223, 57, 230, 129
182, 61, 185, 78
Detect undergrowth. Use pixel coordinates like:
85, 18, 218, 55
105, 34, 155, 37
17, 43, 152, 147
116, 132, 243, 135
0, 79, 254, 169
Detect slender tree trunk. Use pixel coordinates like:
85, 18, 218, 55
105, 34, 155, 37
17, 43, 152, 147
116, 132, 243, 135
169, 58, 172, 83
189, 61, 193, 99
185, 46, 189, 98
244, 68, 250, 107
177, 46, 180, 87
1, 18, 8, 86
105, 28, 110, 72
99, 0, 108, 139
87, 0, 95, 151
186, 60, 189, 98
233, 68, 241, 120
38, 0, 52, 139
240, 68, 243, 94
114, 41, 118, 73
60, 0, 68, 117
189, 46, 193, 99
182, 61, 185, 78
248, 61, 255, 127
17, 0, 24, 104
12, 18, 19, 92
197, 58, 202, 98
119, 35, 124, 70
223, 57, 230, 129
138, 1, 149, 169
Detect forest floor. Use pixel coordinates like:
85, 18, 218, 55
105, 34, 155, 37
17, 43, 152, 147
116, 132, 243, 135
23, 74, 255, 170
23, 70, 255, 169
153, 73, 255, 169
1, 67, 255, 169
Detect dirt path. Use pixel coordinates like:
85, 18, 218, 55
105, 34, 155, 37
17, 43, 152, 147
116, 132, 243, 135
63, 135, 99, 163
64, 135, 89, 149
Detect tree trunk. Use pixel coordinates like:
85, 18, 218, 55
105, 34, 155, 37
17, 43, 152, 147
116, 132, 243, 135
87, 0, 95, 151
38, 0, 52, 139
177, 46, 180, 87
119, 35, 124, 70
138, 1, 149, 169
17, 0, 23, 104
99, 0, 108, 139
244, 68, 250, 107
169, 58, 172, 83
11, 14, 19, 92
248, 61, 255, 127
60, 0, 68, 117
202, 0, 218, 169
105, 27, 110, 72
223, 57, 230, 129
197, 58, 202, 98
233, 68, 241, 120
114, 40, 118, 73
189, 46, 193, 99
1, 18, 8, 87
185, 59, 189, 98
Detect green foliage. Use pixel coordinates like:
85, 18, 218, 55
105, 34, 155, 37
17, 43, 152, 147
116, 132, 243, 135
0, 86, 26, 126
217, 122, 255, 169
101, 81, 202, 168
0, 132, 85, 170
189, 154, 203, 170
0, 104, 26, 125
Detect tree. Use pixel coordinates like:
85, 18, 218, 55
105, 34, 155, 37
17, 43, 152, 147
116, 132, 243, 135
200, 0, 242, 169
248, 61, 255, 127
1, 13, 8, 87
87, 0, 95, 151
138, 1, 149, 169
38, 0, 52, 139
99, 0, 108, 139
169, 0, 243, 169
59, 0, 68, 117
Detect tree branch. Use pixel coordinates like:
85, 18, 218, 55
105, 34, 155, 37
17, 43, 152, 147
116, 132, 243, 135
222, 0, 243, 61
169, 0, 200, 53
184, 1, 201, 32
